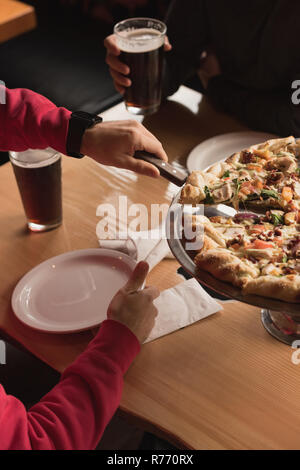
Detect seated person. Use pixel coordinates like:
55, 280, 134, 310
0, 86, 166, 450
104, 0, 300, 137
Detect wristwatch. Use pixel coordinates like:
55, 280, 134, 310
66, 111, 103, 158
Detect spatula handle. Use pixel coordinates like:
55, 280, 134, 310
134, 151, 187, 187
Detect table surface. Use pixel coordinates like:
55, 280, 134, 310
1, 86, 300, 450
0, 0, 36, 43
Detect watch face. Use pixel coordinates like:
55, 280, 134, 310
72, 111, 92, 122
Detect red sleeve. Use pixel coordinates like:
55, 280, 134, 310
0, 320, 140, 450
0, 86, 71, 154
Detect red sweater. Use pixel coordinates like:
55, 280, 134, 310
0, 87, 141, 450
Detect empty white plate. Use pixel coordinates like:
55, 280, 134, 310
11, 249, 136, 333
186, 131, 278, 172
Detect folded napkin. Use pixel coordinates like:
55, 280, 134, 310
146, 278, 222, 343
97, 221, 221, 343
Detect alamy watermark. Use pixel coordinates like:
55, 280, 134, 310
0, 341, 6, 365
0, 80, 6, 105
96, 196, 204, 251
291, 80, 300, 105
291, 340, 300, 365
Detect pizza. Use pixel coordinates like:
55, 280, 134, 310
180, 136, 300, 213
179, 136, 300, 303
188, 212, 300, 303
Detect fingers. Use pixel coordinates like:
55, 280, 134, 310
138, 133, 168, 162
143, 286, 160, 301
104, 35, 120, 56
114, 84, 125, 95
164, 36, 172, 52
124, 261, 149, 292
106, 54, 129, 75
104, 34, 130, 94
109, 69, 131, 88
125, 157, 160, 178
115, 84, 126, 95
122, 122, 168, 177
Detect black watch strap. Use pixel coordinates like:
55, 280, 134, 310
66, 111, 103, 158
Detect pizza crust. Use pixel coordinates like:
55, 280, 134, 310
195, 248, 260, 288
243, 275, 300, 303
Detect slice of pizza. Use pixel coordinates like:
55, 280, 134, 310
187, 211, 300, 302
180, 136, 300, 213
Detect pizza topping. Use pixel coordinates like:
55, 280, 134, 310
252, 148, 271, 160
295, 263, 300, 273
240, 151, 257, 164
247, 164, 263, 172
253, 178, 264, 190
283, 266, 297, 275
244, 247, 275, 260
281, 186, 293, 202
222, 170, 230, 178
203, 186, 214, 204
209, 216, 227, 223
266, 155, 297, 174
211, 182, 233, 203
266, 171, 284, 185
284, 212, 297, 225
233, 212, 260, 223
219, 226, 245, 239
247, 239, 274, 250
239, 181, 257, 196
293, 181, 300, 199
230, 242, 242, 251
261, 189, 279, 200
261, 263, 281, 276
287, 237, 300, 258
287, 143, 300, 158
270, 211, 284, 226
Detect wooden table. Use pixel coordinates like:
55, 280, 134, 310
0, 0, 36, 43
1, 87, 300, 449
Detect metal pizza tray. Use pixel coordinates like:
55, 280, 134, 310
167, 190, 300, 317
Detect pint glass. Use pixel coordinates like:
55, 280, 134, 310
9, 148, 62, 232
114, 17, 166, 115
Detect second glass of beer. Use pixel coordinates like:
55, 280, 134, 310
9, 148, 62, 232
114, 17, 166, 115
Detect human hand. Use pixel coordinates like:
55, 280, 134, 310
104, 34, 172, 95
197, 50, 221, 89
107, 261, 159, 344
81, 119, 167, 178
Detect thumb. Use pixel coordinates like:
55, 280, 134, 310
123, 261, 149, 293
164, 36, 172, 51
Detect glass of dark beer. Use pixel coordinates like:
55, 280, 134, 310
9, 148, 62, 232
114, 17, 166, 115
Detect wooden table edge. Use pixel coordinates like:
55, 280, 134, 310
117, 407, 193, 450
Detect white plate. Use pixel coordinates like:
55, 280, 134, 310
186, 131, 278, 172
11, 249, 136, 333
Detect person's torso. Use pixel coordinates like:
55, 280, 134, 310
206, 0, 300, 90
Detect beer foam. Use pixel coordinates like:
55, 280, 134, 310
10, 148, 60, 168
116, 28, 164, 53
